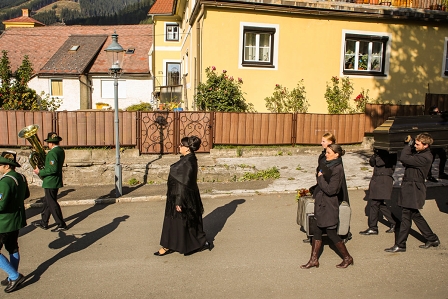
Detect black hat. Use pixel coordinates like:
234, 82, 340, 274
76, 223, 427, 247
44, 132, 63, 143
0, 151, 21, 167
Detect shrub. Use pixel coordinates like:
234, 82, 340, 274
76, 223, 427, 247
195, 66, 255, 112
125, 102, 153, 111
324, 76, 354, 114
265, 80, 309, 113
353, 88, 371, 113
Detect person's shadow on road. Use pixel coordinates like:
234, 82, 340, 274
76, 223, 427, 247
203, 199, 245, 245
20, 215, 129, 288
20, 203, 111, 237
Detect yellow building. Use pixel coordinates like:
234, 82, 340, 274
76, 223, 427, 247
2, 8, 45, 29
149, 0, 448, 113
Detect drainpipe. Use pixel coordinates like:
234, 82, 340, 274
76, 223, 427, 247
149, 14, 156, 106
79, 74, 93, 109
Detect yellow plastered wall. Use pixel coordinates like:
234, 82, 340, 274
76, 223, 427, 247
196, 8, 448, 113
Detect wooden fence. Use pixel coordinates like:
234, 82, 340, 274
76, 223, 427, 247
0, 98, 442, 153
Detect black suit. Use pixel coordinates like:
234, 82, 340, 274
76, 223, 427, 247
395, 145, 438, 248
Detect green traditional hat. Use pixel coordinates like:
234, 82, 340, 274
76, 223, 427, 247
44, 132, 63, 143
0, 151, 21, 167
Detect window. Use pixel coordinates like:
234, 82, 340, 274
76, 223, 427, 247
242, 26, 276, 67
343, 33, 389, 76
444, 38, 448, 76
166, 24, 179, 41
50, 79, 63, 97
166, 62, 181, 86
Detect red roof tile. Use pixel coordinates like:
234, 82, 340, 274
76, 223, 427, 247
0, 25, 153, 75
2, 16, 45, 26
148, 0, 175, 14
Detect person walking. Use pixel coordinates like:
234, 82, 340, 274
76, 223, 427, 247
426, 106, 448, 183
359, 148, 397, 235
301, 144, 353, 269
155, 136, 210, 256
385, 133, 440, 253
0, 151, 29, 293
32, 132, 67, 232
305, 132, 351, 243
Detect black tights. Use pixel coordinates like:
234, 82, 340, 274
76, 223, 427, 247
313, 227, 342, 244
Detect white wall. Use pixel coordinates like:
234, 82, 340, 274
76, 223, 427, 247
91, 76, 154, 109
29, 77, 81, 111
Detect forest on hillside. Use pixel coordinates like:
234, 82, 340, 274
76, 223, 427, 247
0, 0, 154, 31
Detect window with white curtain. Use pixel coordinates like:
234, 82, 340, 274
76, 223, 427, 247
242, 26, 275, 67
166, 23, 179, 41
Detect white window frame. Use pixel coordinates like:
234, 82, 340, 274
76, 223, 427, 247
238, 22, 279, 70
442, 37, 448, 77
165, 23, 179, 42
50, 79, 63, 98
341, 30, 391, 78
101, 79, 127, 99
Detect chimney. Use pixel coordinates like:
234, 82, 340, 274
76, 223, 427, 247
22, 8, 29, 17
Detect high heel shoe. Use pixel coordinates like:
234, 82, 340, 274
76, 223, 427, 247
154, 248, 174, 256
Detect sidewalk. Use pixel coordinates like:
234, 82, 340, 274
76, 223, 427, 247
25, 147, 448, 208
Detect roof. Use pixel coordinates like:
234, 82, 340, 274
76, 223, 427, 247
2, 15, 45, 27
148, 0, 175, 14
40, 35, 108, 75
0, 25, 153, 76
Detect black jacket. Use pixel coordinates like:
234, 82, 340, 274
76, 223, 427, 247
368, 150, 397, 200
398, 145, 432, 209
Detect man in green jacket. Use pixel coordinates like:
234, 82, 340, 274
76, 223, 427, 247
32, 132, 67, 232
0, 151, 29, 293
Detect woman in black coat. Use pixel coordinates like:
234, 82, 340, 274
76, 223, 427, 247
154, 136, 210, 256
301, 144, 353, 269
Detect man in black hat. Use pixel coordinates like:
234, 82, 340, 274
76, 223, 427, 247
32, 132, 67, 232
426, 106, 448, 182
0, 151, 29, 293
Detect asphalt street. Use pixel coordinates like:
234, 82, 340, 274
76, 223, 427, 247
7, 188, 448, 298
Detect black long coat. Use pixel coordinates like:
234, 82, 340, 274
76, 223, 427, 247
160, 152, 206, 254
368, 150, 397, 201
398, 145, 432, 209
314, 161, 349, 228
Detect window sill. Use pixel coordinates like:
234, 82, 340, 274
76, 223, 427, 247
241, 63, 275, 68
343, 70, 387, 77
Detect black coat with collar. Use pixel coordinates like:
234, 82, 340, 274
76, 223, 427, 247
368, 150, 397, 200
398, 145, 432, 209
314, 161, 349, 228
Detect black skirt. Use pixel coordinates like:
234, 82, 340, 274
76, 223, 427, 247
160, 215, 207, 254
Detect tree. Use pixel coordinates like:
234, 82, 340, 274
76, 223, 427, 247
0, 51, 61, 111
195, 66, 255, 112
0, 50, 12, 107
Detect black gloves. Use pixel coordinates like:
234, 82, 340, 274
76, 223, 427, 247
404, 135, 415, 147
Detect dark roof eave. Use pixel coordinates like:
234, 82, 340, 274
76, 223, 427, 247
189, 0, 448, 25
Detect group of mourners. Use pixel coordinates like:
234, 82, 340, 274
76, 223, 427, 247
0, 119, 445, 294
300, 129, 443, 269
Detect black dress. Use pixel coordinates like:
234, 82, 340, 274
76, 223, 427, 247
159, 152, 207, 254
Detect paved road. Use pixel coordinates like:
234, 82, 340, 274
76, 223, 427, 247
7, 189, 448, 298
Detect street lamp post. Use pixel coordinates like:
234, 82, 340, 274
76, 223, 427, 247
105, 31, 125, 197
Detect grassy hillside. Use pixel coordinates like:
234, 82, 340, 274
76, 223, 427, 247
36, 0, 80, 17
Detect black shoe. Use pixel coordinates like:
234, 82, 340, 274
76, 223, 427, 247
32, 221, 49, 230
419, 239, 440, 249
154, 248, 174, 256
200, 241, 213, 252
51, 225, 67, 232
359, 228, 378, 235
384, 245, 406, 253
427, 176, 438, 183
4, 273, 24, 293
385, 224, 396, 233
439, 173, 448, 180
303, 237, 311, 243
0, 277, 8, 287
